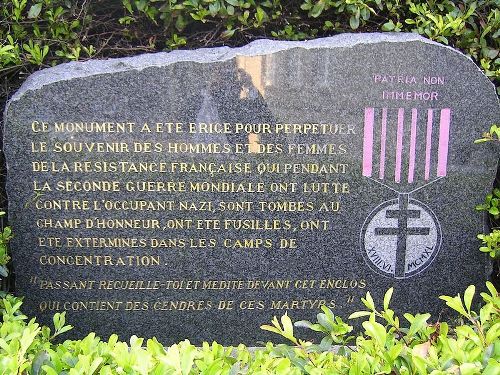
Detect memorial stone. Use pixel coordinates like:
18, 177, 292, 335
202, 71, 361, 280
3, 33, 499, 345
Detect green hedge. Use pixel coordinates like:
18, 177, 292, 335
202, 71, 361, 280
1, 2, 499, 373
0, 283, 498, 374
1, 1, 499, 89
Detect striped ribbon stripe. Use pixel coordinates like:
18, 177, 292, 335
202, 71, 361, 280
362, 107, 451, 183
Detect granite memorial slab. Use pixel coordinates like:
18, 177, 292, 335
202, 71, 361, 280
3, 33, 499, 345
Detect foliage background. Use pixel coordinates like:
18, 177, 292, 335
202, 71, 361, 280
0, 2, 499, 373
1, 0, 499, 104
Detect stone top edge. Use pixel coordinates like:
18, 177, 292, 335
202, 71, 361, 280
7, 32, 465, 104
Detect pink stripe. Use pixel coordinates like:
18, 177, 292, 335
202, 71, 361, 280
437, 108, 451, 177
379, 108, 387, 179
424, 109, 433, 180
395, 108, 404, 183
408, 108, 418, 183
362, 108, 374, 177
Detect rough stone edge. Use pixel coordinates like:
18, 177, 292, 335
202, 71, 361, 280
4, 32, 493, 106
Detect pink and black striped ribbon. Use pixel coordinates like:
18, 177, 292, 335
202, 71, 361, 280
362, 108, 451, 183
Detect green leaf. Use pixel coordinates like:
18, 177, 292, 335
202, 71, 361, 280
388, 342, 403, 360
179, 341, 196, 375
281, 313, 294, 338
484, 281, 497, 299
0, 266, 8, 277
310, 2, 325, 18
89, 358, 104, 374
53, 312, 64, 331
28, 3, 43, 18
463, 285, 475, 313
221, 28, 236, 38
459, 363, 481, 375
294, 320, 313, 329
2, 227, 12, 239
317, 313, 333, 331
382, 21, 395, 31
436, 36, 449, 44
362, 292, 375, 311
383, 288, 393, 310
406, 313, 431, 337
349, 15, 360, 29
362, 319, 387, 347
439, 295, 468, 317
261, 313, 297, 343
483, 358, 500, 375
412, 355, 428, 373
32, 351, 50, 375
123, 0, 133, 13
260, 324, 280, 335
255, 7, 266, 25
348, 311, 371, 319
56, 325, 73, 335
300, 2, 312, 11
209, 2, 220, 16
175, 14, 186, 31
486, 322, 500, 345
0, 45, 15, 53
41, 365, 59, 375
